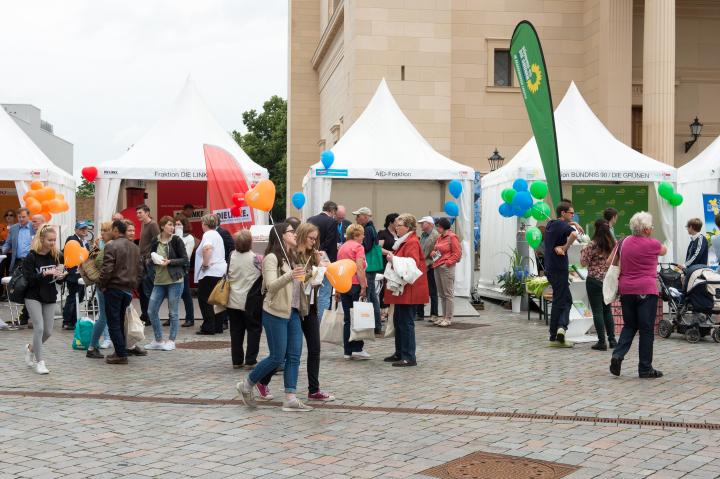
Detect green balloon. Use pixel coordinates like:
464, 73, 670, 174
501, 188, 516, 204
658, 182, 674, 200
525, 226, 542, 249
531, 202, 552, 221
669, 193, 684, 206
529, 181, 548, 200
523, 209, 532, 219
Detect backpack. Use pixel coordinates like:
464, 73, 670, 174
8, 265, 28, 304
245, 275, 264, 320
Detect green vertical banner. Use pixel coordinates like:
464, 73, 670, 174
510, 21, 562, 207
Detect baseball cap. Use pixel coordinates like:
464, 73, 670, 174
418, 216, 435, 225
352, 207, 372, 216
75, 220, 90, 229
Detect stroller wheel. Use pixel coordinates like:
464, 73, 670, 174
686, 327, 701, 344
658, 319, 673, 339
713, 329, 720, 343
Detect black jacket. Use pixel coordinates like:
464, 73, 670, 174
686, 234, 709, 268
217, 226, 234, 264
100, 236, 142, 292
63, 234, 90, 283
150, 235, 189, 283
308, 212, 338, 262
23, 250, 62, 303
337, 219, 352, 245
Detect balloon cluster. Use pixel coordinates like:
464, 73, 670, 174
658, 182, 683, 207
64, 240, 89, 268
23, 181, 69, 222
444, 180, 462, 217
498, 179, 551, 221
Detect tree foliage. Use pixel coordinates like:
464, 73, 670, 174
77, 178, 95, 198
232, 95, 287, 219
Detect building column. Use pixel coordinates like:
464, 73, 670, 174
642, 0, 675, 165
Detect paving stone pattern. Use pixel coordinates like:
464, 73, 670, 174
2, 301, 720, 478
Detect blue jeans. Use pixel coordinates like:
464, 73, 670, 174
249, 310, 303, 393
613, 294, 658, 374
340, 284, 364, 355
149, 282, 184, 341
393, 304, 417, 362
317, 277, 332, 316
366, 272, 382, 332
90, 289, 110, 349
181, 274, 194, 322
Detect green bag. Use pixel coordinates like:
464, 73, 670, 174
72, 318, 94, 350
366, 244, 383, 273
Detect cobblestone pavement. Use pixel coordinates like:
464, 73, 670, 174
2, 301, 720, 478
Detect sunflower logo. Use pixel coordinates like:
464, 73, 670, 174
527, 63, 542, 93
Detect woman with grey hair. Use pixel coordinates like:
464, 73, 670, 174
609, 211, 667, 379
195, 214, 227, 335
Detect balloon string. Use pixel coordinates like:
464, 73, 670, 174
268, 214, 292, 267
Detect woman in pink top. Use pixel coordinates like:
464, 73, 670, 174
609, 212, 667, 379
337, 224, 370, 360
431, 218, 462, 326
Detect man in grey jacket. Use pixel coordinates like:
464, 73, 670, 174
417, 216, 439, 320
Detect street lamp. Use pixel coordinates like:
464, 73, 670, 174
488, 148, 504, 171
684, 117, 703, 153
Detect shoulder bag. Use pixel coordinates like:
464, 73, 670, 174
602, 239, 624, 305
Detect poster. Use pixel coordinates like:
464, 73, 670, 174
702, 194, 720, 236
571, 184, 648, 238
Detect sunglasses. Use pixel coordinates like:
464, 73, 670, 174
5, 214, 14, 217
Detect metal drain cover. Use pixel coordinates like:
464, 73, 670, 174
175, 341, 231, 350
421, 451, 578, 479
425, 322, 489, 330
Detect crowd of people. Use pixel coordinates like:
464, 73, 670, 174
0, 200, 463, 411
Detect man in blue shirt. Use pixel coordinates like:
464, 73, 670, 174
544, 200, 581, 346
2, 207, 33, 272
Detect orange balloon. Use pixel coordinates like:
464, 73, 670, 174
25, 197, 42, 215
22, 192, 32, 202
41, 200, 53, 212
48, 199, 64, 214
30, 181, 43, 191
41, 211, 52, 222
57, 200, 69, 212
64, 240, 89, 268
25, 190, 39, 200
325, 259, 357, 294
244, 179, 276, 212
56, 193, 65, 201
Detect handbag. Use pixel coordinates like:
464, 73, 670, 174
352, 300, 375, 330
320, 303, 344, 345
383, 304, 395, 338
349, 310, 376, 342
208, 276, 230, 307
8, 264, 28, 304
79, 252, 101, 285
72, 317, 94, 350
603, 240, 623, 305
124, 305, 145, 349
366, 244, 384, 273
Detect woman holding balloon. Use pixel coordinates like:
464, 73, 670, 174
237, 222, 315, 412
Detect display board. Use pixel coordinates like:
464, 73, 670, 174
572, 184, 648, 238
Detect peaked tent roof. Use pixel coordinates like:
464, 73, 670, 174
678, 135, 720, 184
97, 77, 267, 182
482, 82, 676, 188
309, 78, 473, 180
0, 105, 74, 185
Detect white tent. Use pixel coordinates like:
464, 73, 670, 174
0, 104, 76, 240
303, 79, 475, 296
676, 135, 720, 260
94, 77, 269, 223
480, 82, 677, 286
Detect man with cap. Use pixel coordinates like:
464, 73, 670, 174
354, 207, 383, 334
417, 216, 439, 321
62, 221, 91, 330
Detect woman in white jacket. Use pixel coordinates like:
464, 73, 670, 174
227, 230, 262, 369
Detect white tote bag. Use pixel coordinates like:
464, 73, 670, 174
349, 309, 376, 342
352, 300, 375, 331
320, 306, 344, 345
124, 305, 145, 349
603, 241, 622, 305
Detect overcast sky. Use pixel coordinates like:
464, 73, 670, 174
0, 0, 288, 176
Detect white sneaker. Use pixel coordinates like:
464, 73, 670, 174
351, 351, 371, 360
145, 340, 165, 350
557, 328, 566, 344
281, 397, 314, 412
161, 340, 175, 351
343, 355, 352, 360
99, 339, 112, 349
24, 344, 35, 368
34, 360, 49, 375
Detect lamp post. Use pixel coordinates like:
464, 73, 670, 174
488, 148, 504, 171
684, 117, 703, 153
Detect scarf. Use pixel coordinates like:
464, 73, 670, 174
392, 232, 412, 251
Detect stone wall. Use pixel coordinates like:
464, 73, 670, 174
75, 197, 94, 222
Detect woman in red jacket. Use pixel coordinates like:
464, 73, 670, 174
431, 217, 461, 327
383, 214, 429, 367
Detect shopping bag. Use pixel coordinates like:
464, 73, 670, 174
383, 305, 395, 338
603, 240, 622, 305
124, 305, 145, 349
320, 306, 344, 345
72, 317, 94, 350
208, 276, 230, 307
352, 300, 375, 330
366, 244, 384, 272
349, 310, 375, 342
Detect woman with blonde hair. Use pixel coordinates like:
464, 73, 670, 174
256, 223, 335, 402
23, 225, 66, 374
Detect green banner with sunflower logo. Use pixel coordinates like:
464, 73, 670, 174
510, 21, 562, 207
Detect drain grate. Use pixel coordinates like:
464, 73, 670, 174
444, 322, 489, 330
421, 451, 578, 479
175, 341, 231, 350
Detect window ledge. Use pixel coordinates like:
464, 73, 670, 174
486, 86, 520, 93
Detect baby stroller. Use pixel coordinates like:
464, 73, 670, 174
657, 263, 720, 343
